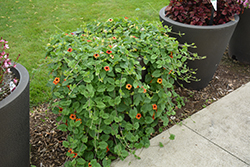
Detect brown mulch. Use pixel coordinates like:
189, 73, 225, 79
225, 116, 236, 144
30, 53, 250, 167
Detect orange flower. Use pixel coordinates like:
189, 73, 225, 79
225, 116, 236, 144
67, 85, 70, 90
94, 53, 100, 58
65, 33, 68, 35
106, 50, 112, 54
168, 70, 173, 74
157, 78, 162, 84
142, 87, 146, 93
68, 149, 73, 154
87, 40, 92, 42
126, 84, 132, 90
136, 85, 140, 88
70, 114, 76, 120
75, 118, 82, 124
132, 36, 137, 38
152, 112, 155, 120
106, 145, 110, 152
53, 77, 60, 85
112, 36, 117, 40
108, 45, 112, 48
125, 17, 128, 19
65, 120, 68, 126
104, 66, 110, 71
59, 107, 63, 112
152, 104, 157, 110
88, 162, 92, 167
73, 152, 77, 158
136, 113, 142, 120
169, 52, 173, 58
67, 48, 72, 52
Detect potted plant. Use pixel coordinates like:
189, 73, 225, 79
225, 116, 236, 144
45, 17, 201, 167
159, 0, 241, 90
229, 0, 250, 64
0, 38, 30, 166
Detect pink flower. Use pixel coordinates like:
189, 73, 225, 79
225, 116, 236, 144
4, 44, 9, 49
13, 79, 17, 84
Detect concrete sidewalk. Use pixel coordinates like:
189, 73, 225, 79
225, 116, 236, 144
111, 82, 250, 167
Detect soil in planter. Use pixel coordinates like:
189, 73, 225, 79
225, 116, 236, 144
30, 52, 250, 167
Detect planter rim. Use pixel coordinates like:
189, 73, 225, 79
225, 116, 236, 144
0, 63, 29, 109
160, 6, 239, 30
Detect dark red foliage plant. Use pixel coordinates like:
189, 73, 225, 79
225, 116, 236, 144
165, 0, 241, 25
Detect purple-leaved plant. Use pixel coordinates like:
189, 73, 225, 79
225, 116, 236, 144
165, 0, 241, 25
0, 37, 20, 101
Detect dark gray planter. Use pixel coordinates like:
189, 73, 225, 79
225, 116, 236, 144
159, 6, 239, 90
229, 8, 250, 64
0, 63, 30, 167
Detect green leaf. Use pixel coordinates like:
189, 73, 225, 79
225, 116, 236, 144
159, 142, 164, 148
59, 100, 72, 107
106, 84, 115, 91
82, 136, 88, 143
169, 134, 175, 140
141, 103, 151, 114
152, 70, 161, 77
133, 94, 141, 106
151, 54, 158, 60
58, 124, 67, 131
114, 144, 122, 154
134, 122, 139, 130
100, 134, 110, 141
102, 158, 111, 167
84, 151, 94, 161
76, 158, 86, 165
62, 141, 69, 147
96, 101, 106, 109
62, 78, 74, 86
98, 141, 108, 149
114, 96, 121, 105
129, 108, 137, 119
145, 127, 154, 134
83, 73, 94, 83
121, 150, 129, 157
145, 116, 154, 124
97, 84, 106, 92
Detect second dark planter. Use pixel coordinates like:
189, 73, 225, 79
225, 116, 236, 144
0, 63, 30, 167
159, 6, 239, 90
229, 8, 250, 64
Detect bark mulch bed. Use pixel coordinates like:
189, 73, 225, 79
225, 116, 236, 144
30, 54, 250, 167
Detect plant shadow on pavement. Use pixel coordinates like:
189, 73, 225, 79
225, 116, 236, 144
30, 52, 250, 167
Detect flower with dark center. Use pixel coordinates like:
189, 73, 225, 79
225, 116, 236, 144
94, 53, 100, 58
67, 48, 72, 52
70, 114, 76, 120
126, 84, 132, 90
104, 66, 110, 71
53, 77, 60, 85
106, 50, 112, 54
136, 113, 142, 120
152, 104, 157, 110
157, 78, 162, 84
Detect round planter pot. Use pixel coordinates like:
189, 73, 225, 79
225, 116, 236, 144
0, 64, 30, 167
229, 8, 250, 64
159, 6, 239, 90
